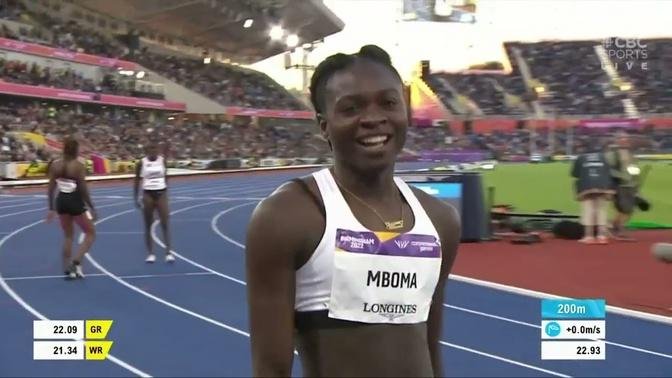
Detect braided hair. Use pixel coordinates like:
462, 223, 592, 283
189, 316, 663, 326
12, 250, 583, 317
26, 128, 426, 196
309, 45, 402, 117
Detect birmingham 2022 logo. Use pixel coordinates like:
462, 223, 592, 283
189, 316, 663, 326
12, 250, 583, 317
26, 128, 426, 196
602, 37, 648, 71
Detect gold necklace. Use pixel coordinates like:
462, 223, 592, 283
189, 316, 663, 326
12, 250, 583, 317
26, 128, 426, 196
334, 178, 404, 231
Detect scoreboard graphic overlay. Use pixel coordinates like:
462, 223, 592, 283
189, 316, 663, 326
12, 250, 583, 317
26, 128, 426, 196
541, 299, 606, 360
33, 320, 114, 361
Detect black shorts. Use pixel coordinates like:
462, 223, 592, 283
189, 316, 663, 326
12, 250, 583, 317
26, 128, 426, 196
615, 186, 636, 215
144, 189, 166, 201
56, 192, 86, 216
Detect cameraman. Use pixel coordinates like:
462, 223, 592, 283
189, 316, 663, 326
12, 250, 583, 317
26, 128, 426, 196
605, 131, 638, 241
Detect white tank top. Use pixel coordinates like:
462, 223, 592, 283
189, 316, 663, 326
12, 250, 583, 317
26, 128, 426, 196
294, 168, 443, 324
141, 156, 167, 191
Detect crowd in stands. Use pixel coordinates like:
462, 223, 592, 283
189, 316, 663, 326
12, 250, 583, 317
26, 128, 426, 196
427, 72, 528, 116
134, 52, 305, 110
506, 41, 628, 116
0, 2, 305, 110
1, 1, 672, 171
3, 98, 672, 167
0, 0, 125, 58
4, 1, 670, 116
427, 39, 672, 117
611, 39, 672, 114
459, 125, 672, 159
0, 100, 327, 164
0, 57, 164, 99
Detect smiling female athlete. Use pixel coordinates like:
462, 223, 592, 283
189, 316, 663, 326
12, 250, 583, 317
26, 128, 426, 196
245, 45, 461, 377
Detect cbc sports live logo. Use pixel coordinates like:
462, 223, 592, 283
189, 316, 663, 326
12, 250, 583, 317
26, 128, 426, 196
601, 37, 648, 71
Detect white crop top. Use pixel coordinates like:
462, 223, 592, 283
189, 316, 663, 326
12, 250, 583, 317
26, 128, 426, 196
294, 168, 443, 324
140, 156, 167, 191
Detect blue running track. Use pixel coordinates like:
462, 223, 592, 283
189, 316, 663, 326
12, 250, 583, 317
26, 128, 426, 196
1, 167, 671, 377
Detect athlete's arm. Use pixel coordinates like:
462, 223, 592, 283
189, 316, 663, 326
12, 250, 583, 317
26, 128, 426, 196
133, 161, 141, 207
163, 156, 168, 187
77, 162, 96, 219
46, 161, 57, 213
245, 185, 311, 377
415, 190, 461, 377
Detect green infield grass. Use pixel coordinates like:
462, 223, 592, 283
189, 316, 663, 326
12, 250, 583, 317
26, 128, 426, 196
480, 161, 672, 227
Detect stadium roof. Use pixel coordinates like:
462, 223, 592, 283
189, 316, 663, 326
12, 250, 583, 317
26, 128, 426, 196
72, 0, 344, 64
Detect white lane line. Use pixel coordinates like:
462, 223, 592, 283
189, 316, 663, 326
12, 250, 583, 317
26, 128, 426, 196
0, 204, 152, 377
200, 205, 572, 375
211, 209, 672, 362
210, 202, 257, 249
0, 198, 121, 219
150, 201, 247, 285
0, 200, 43, 210
450, 274, 672, 326
83, 205, 251, 340
4, 271, 215, 281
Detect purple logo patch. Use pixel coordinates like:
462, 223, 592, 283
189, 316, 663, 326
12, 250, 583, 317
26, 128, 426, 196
336, 229, 440, 258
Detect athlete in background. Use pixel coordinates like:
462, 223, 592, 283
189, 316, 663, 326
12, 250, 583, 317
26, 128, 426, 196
134, 142, 174, 263
46, 138, 97, 279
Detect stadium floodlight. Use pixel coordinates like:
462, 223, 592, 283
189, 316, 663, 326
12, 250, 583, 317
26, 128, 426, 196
135, 71, 146, 79
286, 34, 299, 48
269, 25, 284, 40
204, 57, 212, 64
244, 19, 254, 28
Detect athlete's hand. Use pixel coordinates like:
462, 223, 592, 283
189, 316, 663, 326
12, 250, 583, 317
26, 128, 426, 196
88, 209, 98, 222
135, 198, 142, 209
46, 210, 56, 223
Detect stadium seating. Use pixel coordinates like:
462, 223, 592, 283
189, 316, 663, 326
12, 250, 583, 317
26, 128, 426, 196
427, 40, 672, 117
0, 5, 305, 111
0, 99, 327, 163
1, 1, 671, 169
133, 52, 306, 111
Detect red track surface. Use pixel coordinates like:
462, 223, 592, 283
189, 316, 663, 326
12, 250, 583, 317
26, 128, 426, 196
453, 230, 672, 317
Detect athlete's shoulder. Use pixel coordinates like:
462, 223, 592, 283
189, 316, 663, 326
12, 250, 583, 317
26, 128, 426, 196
252, 174, 322, 222
246, 174, 324, 257
251, 173, 323, 224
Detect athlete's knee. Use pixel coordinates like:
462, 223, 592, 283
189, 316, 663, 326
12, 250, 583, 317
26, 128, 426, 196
86, 227, 96, 240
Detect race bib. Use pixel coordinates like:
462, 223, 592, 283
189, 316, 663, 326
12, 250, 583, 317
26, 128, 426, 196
328, 229, 442, 324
